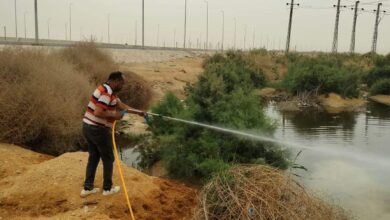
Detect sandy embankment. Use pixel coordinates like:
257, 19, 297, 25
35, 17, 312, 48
369, 95, 390, 106
0, 144, 197, 220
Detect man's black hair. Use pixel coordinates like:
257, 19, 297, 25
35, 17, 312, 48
108, 71, 124, 81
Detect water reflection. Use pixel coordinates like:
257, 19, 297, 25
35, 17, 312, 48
282, 109, 357, 134
264, 101, 390, 220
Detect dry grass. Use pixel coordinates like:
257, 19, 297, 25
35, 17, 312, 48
118, 71, 152, 110
61, 42, 152, 110
0, 43, 152, 155
194, 165, 349, 220
0, 48, 92, 155
59, 42, 118, 84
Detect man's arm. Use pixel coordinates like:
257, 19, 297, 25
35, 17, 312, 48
117, 99, 145, 116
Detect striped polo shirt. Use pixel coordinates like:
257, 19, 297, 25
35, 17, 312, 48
83, 83, 119, 128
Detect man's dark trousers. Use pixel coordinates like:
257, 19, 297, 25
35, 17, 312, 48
83, 123, 114, 191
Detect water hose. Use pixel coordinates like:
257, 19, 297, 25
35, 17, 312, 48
112, 120, 136, 220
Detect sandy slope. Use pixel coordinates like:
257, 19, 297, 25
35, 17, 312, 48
369, 95, 390, 106
120, 57, 205, 105
0, 144, 197, 220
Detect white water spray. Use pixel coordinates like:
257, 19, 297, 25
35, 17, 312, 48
145, 112, 390, 170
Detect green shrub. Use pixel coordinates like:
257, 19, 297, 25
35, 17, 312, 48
374, 53, 390, 67
146, 52, 289, 180
249, 48, 268, 56
370, 78, 390, 95
197, 159, 230, 179
364, 66, 390, 87
282, 55, 361, 97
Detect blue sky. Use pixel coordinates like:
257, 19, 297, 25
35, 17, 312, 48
0, 0, 389, 53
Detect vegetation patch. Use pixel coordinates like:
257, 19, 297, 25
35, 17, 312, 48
282, 55, 362, 97
0, 43, 151, 155
194, 165, 349, 220
145, 52, 290, 180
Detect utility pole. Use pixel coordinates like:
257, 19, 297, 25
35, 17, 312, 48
4, 26, 6, 41
24, 12, 27, 39
14, 0, 18, 39
285, 0, 299, 53
204, 1, 208, 50
184, 0, 187, 48
221, 10, 224, 51
350, 1, 362, 53
332, 0, 345, 53
371, 3, 385, 54
142, 0, 145, 48
34, 0, 38, 43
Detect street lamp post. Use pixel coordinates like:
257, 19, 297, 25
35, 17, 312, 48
47, 18, 51, 39
184, 0, 187, 48
234, 18, 236, 49
204, 1, 208, 50
244, 25, 247, 50
14, 0, 18, 39
142, 0, 145, 48
107, 14, 110, 43
24, 11, 27, 39
65, 23, 68, 40
69, 3, 72, 41
221, 10, 224, 51
34, 0, 39, 43
135, 20, 137, 45
157, 24, 160, 47
173, 28, 176, 48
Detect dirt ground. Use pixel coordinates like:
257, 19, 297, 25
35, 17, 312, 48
119, 56, 205, 105
0, 52, 205, 220
318, 93, 367, 113
0, 144, 197, 220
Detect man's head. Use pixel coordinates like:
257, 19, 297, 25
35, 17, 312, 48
107, 71, 125, 93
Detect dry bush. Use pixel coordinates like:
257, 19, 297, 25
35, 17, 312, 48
194, 165, 349, 220
60, 42, 152, 109
58, 42, 118, 84
118, 71, 152, 110
1, 44, 153, 155
0, 47, 92, 155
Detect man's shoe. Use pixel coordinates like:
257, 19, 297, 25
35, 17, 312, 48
80, 188, 100, 197
102, 186, 120, 196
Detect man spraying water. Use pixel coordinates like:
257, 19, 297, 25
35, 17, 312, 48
80, 71, 145, 197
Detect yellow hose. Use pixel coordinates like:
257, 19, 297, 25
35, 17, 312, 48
111, 120, 136, 220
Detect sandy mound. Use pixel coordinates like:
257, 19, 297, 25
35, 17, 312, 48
318, 93, 367, 113
369, 95, 390, 106
0, 144, 53, 179
0, 144, 197, 219
256, 87, 277, 98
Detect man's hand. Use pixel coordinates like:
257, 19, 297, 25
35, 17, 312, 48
113, 111, 123, 120
120, 109, 128, 118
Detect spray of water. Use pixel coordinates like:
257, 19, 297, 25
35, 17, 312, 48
147, 112, 390, 170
